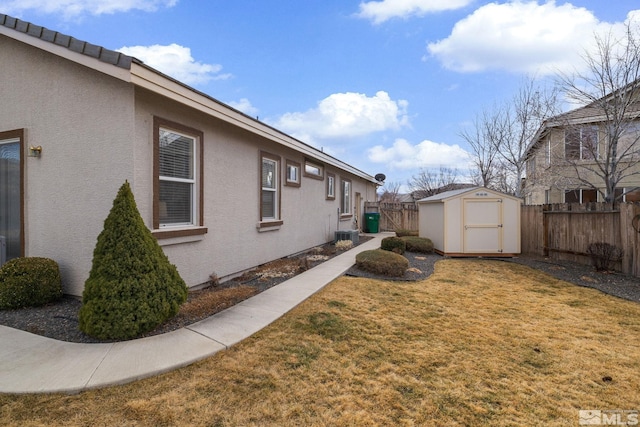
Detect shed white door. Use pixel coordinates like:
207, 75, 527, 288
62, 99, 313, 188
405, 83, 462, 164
463, 198, 502, 253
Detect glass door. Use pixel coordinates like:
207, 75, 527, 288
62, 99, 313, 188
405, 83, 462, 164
0, 137, 21, 263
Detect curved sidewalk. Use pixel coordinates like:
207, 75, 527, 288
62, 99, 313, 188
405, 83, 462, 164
0, 234, 387, 395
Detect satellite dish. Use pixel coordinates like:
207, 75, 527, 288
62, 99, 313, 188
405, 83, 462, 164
375, 173, 386, 182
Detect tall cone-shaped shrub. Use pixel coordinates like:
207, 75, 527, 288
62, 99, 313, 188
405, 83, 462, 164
79, 181, 188, 340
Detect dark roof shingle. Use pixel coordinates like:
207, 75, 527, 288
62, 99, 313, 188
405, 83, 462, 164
0, 13, 132, 69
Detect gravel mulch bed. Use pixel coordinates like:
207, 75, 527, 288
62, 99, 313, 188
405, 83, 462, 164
505, 255, 640, 303
0, 238, 372, 344
2, 248, 639, 344
345, 251, 441, 281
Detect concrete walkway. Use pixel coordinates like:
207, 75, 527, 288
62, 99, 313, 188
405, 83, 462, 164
0, 234, 388, 394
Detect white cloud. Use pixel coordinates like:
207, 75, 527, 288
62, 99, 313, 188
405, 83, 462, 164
0, 0, 177, 19
368, 138, 472, 170
227, 98, 259, 117
427, 1, 629, 75
357, 0, 473, 24
117, 44, 231, 85
272, 91, 409, 144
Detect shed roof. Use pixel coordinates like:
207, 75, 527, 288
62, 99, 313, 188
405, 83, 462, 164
0, 13, 380, 185
417, 187, 521, 203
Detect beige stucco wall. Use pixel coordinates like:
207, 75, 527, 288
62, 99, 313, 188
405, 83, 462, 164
132, 89, 378, 288
2, 34, 378, 296
0, 35, 135, 295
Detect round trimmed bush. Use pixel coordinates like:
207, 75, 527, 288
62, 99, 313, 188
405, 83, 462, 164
401, 236, 434, 253
355, 249, 409, 277
381, 236, 406, 255
0, 257, 62, 309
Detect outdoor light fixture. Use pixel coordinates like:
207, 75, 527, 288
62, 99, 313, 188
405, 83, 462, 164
28, 145, 42, 157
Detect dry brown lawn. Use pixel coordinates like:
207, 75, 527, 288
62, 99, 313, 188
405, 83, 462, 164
2, 259, 640, 426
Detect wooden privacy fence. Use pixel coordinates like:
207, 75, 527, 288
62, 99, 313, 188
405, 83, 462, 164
521, 203, 640, 276
364, 202, 419, 232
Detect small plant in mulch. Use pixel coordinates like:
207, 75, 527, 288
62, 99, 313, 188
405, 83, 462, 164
335, 240, 354, 251
381, 236, 407, 255
355, 249, 409, 277
586, 242, 623, 272
0, 257, 62, 309
400, 236, 434, 253
243, 257, 311, 282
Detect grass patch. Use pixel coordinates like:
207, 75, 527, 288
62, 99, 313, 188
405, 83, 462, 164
2, 259, 640, 425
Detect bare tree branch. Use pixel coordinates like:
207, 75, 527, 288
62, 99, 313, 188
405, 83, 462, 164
408, 166, 460, 199
379, 181, 403, 202
553, 22, 640, 202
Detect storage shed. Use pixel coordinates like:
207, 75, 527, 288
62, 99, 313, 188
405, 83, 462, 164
417, 187, 521, 257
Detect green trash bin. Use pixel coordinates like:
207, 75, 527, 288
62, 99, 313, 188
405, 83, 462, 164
364, 212, 380, 233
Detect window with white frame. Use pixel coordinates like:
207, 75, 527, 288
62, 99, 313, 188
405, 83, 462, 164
154, 117, 203, 231
615, 187, 640, 202
261, 152, 281, 222
341, 178, 352, 215
564, 189, 597, 203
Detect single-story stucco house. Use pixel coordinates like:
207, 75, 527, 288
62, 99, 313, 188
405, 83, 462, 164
0, 14, 380, 296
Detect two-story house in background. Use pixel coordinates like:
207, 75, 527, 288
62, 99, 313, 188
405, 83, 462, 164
524, 82, 640, 205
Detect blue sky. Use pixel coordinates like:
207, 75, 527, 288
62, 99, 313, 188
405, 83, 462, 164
2, 0, 639, 190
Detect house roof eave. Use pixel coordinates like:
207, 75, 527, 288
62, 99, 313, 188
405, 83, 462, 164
130, 61, 379, 184
0, 14, 132, 82
0, 13, 379, 186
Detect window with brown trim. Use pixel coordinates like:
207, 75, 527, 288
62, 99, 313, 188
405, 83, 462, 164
153, 117, 205, 238
0, 129, 24, 262
260, 151, 282, 226
326, 173, 335, 200
304, 158, 324, 180
340, 177, 352, 216
285, 159, 301, 187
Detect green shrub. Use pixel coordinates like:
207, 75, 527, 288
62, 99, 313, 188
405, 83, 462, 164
395, 229, 418, 237
401, 236, 434, 253
381, 236, 406, 255
586, 242, 623, 272
79, 181, 188, 341
355, 249, 409, 277
0, 257, 62, 309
